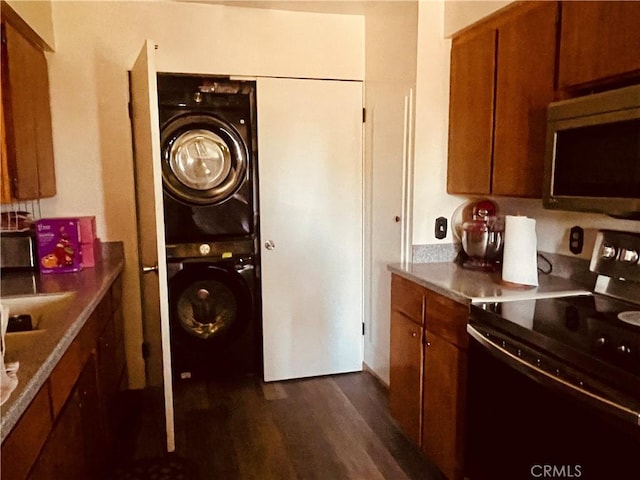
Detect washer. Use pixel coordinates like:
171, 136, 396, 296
166, 240, 261, 380
157, 74, 258, 244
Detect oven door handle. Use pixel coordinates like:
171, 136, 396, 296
468, 324, 640, 427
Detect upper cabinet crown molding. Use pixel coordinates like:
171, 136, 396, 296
1, 1, 54, 52
444, 0, 514, 38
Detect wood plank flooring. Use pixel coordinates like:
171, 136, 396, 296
112, 372, 445, 480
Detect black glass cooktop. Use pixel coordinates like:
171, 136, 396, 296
470, 294, 640, 398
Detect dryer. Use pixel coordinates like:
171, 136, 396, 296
166, 240, 261, 380
157, 74, 258, 244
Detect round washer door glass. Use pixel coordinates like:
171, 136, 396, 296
161, 114, 248, 205
175, 278, 238, 340
169, 129, 232, 191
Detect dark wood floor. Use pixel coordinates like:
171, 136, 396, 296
113, 371, 445, 480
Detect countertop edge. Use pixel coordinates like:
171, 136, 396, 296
387, 260, 593, 306
1, 242, 125, 443
387, 264, 472, 305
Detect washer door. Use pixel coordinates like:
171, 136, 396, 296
169, 264, 252, 344
161, 114, 248, 205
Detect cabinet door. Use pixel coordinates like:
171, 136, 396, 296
559, 1, 640, 89
389, 311, 423, 444
257, 77, 364, 382
447, 28, 496, 195
1, 386, 52, 480
492, 1, 557, 197
1, 21, 55, 201
27, 390, 87, 480
422, 331, 467, 480
1, 67, 11, 202
78, 354, 107, 475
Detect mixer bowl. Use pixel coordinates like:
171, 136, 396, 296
462, 221, 504, 265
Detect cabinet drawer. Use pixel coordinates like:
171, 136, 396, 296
391, 274, 425, 325
49, 340, 82, 418
424, 290, 469, 350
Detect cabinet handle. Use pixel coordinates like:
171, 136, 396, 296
426, 341, 431, 347
410, 331, 418, 338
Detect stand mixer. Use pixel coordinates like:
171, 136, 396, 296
453, 199, 504, 271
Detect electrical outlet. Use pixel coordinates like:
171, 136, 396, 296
570, 226, 584, 254
435, 217, 447, 240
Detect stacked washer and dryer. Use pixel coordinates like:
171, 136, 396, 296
157, 74, 261, 381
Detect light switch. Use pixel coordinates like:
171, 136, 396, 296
435, 217, 447, 240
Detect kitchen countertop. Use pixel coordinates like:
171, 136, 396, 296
0, 242, 124, 443
388, 261, 592, 304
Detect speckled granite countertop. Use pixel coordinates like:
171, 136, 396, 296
1, 242, 124, 443
388, 261, 592, 305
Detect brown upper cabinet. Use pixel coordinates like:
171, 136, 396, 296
558, 1, 640, 91
447, 1, 558, 198
1, 19, 56, 203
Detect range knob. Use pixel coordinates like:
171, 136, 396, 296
601, 244, 617, 259
594, 336, 609, 351
617, 344, 632, 355
619, 248, 639, 264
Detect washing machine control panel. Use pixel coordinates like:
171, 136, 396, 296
166, 239, 255, 260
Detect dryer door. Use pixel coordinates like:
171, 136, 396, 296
161, 114, 248, 205
169, 264, 252, 345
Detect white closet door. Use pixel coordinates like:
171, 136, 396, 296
130, 40, 174, 451
257, 77, 364, 382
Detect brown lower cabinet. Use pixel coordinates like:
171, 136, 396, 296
389, 274, 468, 480
1, 276, 125, 480
389, 308, 423, 444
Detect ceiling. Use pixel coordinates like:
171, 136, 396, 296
177, 0, 367, 15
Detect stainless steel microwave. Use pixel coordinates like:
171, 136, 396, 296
543, 84, 640, 219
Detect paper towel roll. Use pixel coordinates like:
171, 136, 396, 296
502, 215, 539, 287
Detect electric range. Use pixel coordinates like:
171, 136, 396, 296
471, 229, 640, 425
466, 230, 640, 479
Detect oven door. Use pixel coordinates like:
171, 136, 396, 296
465, 324, 640, 480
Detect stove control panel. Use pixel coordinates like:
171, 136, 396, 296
591, 230, 640, 282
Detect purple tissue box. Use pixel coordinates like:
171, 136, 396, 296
35, 218, 83, 274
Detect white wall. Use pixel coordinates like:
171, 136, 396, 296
494, 199, 640, 260
412, 0, 462, 246
43, 0, 364, 388
363, 0, 418, 385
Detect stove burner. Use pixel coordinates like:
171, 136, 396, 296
618, 311, 640, 327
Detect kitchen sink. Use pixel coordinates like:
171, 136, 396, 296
2, 292, 76, 353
